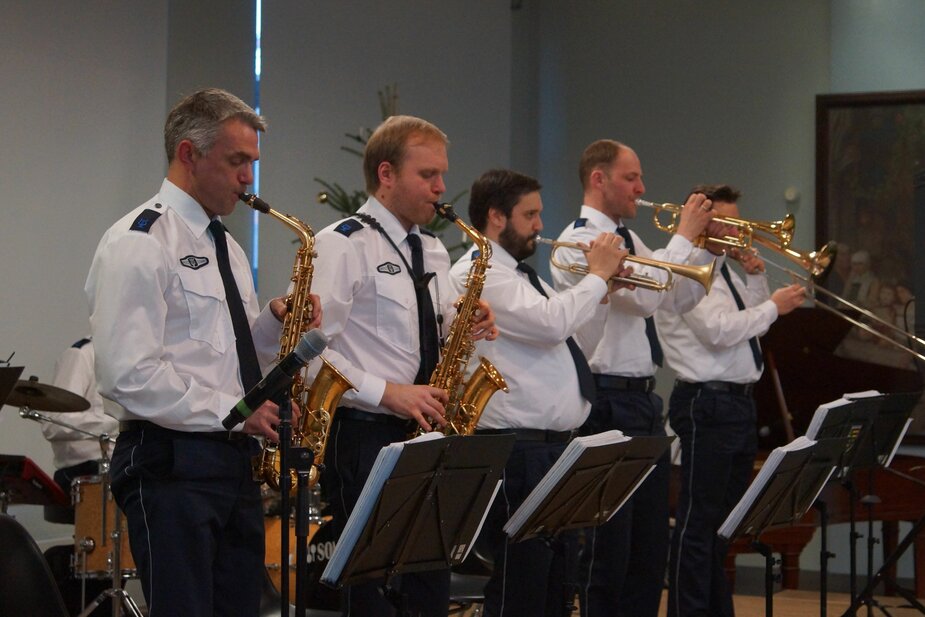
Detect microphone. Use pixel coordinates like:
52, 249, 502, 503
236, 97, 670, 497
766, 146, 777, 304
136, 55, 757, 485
222, 329, 329, 430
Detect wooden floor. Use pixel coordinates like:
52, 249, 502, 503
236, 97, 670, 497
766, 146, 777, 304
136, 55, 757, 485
454, 590, 925, 616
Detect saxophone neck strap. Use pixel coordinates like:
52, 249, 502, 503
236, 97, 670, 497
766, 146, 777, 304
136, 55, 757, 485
353, 211, 431, 286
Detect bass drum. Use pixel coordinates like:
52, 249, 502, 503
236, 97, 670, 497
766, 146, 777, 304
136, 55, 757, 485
264, 516, 340, 609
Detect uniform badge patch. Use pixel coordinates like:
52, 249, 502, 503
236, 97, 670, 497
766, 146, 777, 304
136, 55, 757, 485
129, 209, 162, 233
377, 262, 401, 275
180, 255, 210, 270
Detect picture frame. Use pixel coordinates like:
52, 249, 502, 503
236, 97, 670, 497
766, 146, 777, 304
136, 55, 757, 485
815, 90, 925, 370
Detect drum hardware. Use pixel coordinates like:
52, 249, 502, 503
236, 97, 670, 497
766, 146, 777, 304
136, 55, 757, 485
14, 398, 142, 617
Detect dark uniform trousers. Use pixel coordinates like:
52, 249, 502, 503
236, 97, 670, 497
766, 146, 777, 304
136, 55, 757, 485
578, 385, 670, 617
110, 424, 265, 617
666, 382, 757, 617
321, 411, 451, 617
478, 437, 577, 617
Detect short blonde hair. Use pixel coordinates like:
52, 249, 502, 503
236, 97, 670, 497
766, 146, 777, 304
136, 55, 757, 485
578, 139, 626, 190
363, 115, 448, 194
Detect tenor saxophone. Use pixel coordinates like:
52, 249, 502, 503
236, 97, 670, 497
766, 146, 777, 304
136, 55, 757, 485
419, 202, 508, 436
240, 193, 356, 489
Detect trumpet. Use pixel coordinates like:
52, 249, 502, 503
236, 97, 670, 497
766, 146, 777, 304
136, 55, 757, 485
536, 236, 715, 293
635, 198, 795, 251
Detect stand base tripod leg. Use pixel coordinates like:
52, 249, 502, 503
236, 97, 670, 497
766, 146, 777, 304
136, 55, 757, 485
76, 586, 145, 617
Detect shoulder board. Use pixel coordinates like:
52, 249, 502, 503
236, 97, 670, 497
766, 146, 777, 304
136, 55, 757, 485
71, 337, 91, 349
334, 218, 364, 237
572, 218, 588, 229
470, 250, 481, 260
419, 228, 436, 238
129, 209, 163, 233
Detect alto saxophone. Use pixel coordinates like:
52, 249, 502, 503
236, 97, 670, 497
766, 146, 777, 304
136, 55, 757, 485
419, 202, 508, 436
240, 193, 356, 489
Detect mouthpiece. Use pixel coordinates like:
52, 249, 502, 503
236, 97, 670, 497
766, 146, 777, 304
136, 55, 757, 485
634, 199, 657, 208
433, 202, 459, 222
239, 192, 270, 214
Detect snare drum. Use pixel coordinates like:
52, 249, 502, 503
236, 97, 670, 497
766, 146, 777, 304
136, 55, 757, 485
264, 515, 340, 609
71, 475, 136, 579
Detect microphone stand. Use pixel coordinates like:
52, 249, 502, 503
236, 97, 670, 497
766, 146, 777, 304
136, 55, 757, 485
275, 391, 292, 617
275, 388, 315, 617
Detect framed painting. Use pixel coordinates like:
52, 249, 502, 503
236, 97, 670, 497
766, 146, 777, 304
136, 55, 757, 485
815, 90, 925, 371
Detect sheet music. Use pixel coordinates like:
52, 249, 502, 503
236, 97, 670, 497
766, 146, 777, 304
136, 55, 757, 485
321, 431, 443, 584
503, 430, 628, 537
805, 397, 852, 440
718, 436, 816, 539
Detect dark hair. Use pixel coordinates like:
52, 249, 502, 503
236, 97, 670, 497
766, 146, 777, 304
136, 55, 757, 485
688, 183, 742, 203
578, 139, 626, 190
468, 169, 542, 232
362, 115, 448, 194
164, 88, 265, 163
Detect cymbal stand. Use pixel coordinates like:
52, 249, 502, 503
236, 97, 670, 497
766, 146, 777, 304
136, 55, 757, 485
76, 434, 143, 617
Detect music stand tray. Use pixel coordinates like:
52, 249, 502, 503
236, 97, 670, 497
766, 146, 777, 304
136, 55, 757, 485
505, 431, 674, 543
0, 366, 24, 406
321, 432, 515, 589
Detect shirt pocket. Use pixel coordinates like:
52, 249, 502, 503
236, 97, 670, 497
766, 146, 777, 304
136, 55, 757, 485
177, 268, 234, 354
374, 276, 416, 354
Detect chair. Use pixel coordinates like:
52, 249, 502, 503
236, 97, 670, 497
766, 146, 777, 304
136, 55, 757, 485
0, 513, 69, 617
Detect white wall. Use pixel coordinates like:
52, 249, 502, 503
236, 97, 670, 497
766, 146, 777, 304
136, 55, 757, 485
0, 1, 168, 541
255, 0, 512, 300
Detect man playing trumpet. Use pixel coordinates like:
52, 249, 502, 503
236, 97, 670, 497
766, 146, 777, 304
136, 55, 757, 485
551, 139, 715, 617
656, 184, 805, 617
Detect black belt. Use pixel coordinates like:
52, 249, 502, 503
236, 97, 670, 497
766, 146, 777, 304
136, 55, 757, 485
119, 420, 248, 442
675, 380, 756, 397
475, 428, 575, 443
335, 407, 415, 429
593, 374, 656, 393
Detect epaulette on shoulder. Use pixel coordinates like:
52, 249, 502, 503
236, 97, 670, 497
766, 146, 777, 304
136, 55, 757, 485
129, 209, 163, 233
470, 250, 481, 260
71, 337, 91, 349
334, 218, 364, 237
572, 218, 588, 229
419, 228, 436, 238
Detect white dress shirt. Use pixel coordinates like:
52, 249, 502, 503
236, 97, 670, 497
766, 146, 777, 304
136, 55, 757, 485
450, 240, 608, 431
552, 206, 712, 377
85, 179, 282, 431
655, 255, 777, 383
310, 197, 457, 415
42, 339, 119, 469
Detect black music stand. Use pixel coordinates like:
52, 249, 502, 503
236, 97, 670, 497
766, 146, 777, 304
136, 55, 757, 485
321, 433, 514, 614
0, 366, 24, 407
718, 437, 842, 617
0, 454, 68, 514
503, 433, 673, 543
836, 391, 923, 617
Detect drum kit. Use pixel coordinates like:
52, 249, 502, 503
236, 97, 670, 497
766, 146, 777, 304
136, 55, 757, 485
3, 374, 143, 617
2, 373, 341, 614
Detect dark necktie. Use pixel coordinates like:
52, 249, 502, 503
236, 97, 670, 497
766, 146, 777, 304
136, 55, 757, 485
516, 262, 596, 402
209, 220, 262, 392
407, 233, 440, 385
615, 226, 664, 367
720, 262, 764, 371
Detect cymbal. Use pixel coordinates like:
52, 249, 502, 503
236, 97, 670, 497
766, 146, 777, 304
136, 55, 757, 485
4, 378, 90, 412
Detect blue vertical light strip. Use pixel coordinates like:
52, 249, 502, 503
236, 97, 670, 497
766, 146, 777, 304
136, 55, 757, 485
251, 0, 262, 288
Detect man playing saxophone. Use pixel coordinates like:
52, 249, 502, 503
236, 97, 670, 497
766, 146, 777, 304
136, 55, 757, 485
310, 115, 497, 617
451, 169, 629, 617
551, 139, 715, 617
85, 88, 317, 617
656, 184, 805, 617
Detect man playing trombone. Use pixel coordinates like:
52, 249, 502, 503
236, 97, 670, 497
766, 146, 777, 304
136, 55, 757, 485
550, 139, 715, 617
655, 184, 805, 617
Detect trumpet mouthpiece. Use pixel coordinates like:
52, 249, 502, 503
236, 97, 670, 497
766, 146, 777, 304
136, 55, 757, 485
635, 199, 656, 208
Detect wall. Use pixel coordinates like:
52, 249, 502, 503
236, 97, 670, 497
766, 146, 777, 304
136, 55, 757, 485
0, 1, 168, 542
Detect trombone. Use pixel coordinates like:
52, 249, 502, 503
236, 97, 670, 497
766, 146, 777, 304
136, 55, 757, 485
635, 198, 795, 252
535, 236, 715, 293
756, 242, 925, 363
